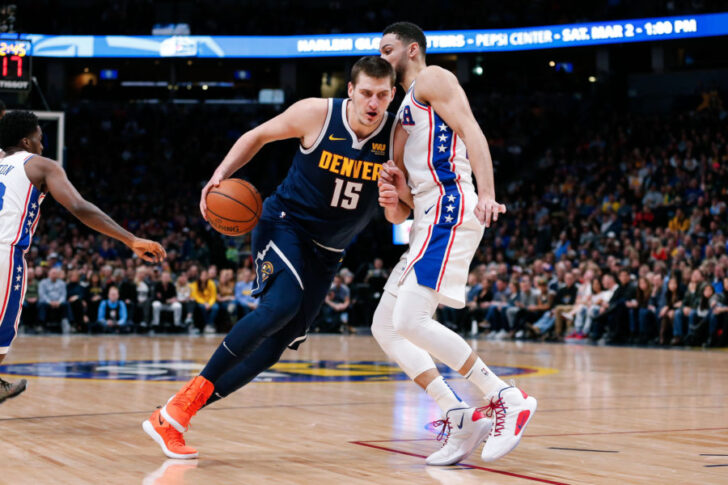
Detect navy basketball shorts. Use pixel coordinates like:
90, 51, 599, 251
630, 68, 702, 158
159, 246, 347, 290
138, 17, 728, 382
0, 246, 26, 354
251, 216, 343, 348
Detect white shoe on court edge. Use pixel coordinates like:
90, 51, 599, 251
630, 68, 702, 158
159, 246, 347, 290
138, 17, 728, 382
426, 406, 492, 466
479, 386, 537, 462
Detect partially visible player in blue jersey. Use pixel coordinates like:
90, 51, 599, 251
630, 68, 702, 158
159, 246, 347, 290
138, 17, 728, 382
143, 56, 409, 459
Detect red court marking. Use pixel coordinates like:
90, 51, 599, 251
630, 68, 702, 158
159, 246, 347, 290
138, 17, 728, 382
350, 441, 571, 485
358, 426, 728, 444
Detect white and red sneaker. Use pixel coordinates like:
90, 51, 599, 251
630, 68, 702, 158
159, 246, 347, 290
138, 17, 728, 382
426, 406, 492, 466
479, 386, 537, 462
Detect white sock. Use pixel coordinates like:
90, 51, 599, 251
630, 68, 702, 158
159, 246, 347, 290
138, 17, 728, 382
425, 376, 467, 413
465, 358, 508, 398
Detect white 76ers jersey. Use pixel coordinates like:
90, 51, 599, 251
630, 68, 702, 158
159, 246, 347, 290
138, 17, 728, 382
397, 80, 475, 198
0, 151, 45, 250
389, 81, 484, 308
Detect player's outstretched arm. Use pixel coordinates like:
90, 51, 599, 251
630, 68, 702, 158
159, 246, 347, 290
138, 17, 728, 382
25, 157, 166, 263
416, 66, 506, 227
200, 97, 329, 218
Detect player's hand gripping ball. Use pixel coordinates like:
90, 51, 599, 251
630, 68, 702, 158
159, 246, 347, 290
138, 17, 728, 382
205, 178, 262, 236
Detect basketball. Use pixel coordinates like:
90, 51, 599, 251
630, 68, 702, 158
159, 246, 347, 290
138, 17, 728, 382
205, 178, 262, 236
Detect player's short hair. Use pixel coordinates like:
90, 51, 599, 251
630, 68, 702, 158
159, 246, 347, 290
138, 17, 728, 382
350, 56, 396, 86
0, 110, 39, 150
382, 21, 427, 57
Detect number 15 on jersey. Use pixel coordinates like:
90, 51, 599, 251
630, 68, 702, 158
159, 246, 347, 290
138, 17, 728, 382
330, 178, 362, 210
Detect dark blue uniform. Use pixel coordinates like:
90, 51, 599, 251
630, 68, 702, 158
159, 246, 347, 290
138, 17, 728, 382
201, 98, 395, 401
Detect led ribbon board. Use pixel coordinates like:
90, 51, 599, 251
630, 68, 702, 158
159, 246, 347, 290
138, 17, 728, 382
4, 12, 727, 58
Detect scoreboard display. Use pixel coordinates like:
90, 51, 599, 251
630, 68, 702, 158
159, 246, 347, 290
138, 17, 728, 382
0, 40, 31, 92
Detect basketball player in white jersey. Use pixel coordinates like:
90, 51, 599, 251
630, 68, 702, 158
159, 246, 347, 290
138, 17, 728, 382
373, 22, 537, 465
0, 110, 165, 403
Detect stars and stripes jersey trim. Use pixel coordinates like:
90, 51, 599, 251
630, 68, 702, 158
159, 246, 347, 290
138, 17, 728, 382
0, 151, 46, 250
396, 81, 479, 295
0, 245, 27, 353
396, 80, 475, 198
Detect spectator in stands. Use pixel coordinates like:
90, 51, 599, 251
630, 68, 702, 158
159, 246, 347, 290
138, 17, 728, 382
505, 275, 539, 339
94, 286, 130, 333
706, 276, 728, 347
175, 273, 194, 326
557, 269, 593, 340
118, 268, 137, 327
66, 269, 88, 332
483, 276, 514, 339
672, 268, 705, 345
658, 276, 684, 345
216, 268, 236, 329
320, 274, 350, 333
514, 276, 551, 339
234, 267, 258, 319
190, 269, 218, 333
592, 269, 636, 343
668, 209, 690, 233
38, 267, 71, 333
85, 271, 105, 324
626, 276, 655, 344
21, 269, 40, 332
135, 266, 152, 330
530, 271, 578, 340
152, 271, 182, 330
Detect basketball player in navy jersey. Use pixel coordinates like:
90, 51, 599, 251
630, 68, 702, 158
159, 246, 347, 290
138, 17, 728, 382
372, 22, 537, 465
0, 111, 166, 404
142, 56, 408, 459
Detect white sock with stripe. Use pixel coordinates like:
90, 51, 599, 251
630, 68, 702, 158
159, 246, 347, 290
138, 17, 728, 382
426, 376, 467, 413
465, 358, 508, 399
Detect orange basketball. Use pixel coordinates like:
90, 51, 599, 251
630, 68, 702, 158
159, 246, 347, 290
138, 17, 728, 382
205, 178, 262, 236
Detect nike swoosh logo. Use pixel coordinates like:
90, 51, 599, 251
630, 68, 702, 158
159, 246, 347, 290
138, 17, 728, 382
328, 134, 346, 141
424, 204, 435, 214
515, 410, 530, 436
457, 415, 465, 429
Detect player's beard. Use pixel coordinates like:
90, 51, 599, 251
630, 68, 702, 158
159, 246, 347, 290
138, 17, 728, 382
392, 58, 406, 83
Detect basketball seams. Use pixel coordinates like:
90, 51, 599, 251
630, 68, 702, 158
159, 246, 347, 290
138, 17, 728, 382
206, 208, 257, 223
208, 190, 257, 218
205, 178, 262, 236
227, 179, 262, 215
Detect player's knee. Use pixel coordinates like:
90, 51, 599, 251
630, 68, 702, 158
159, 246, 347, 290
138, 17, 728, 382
392, 298, 421, 339
152, 301, 161, 310
371, 302, 391, 345
258, 290, 303, 326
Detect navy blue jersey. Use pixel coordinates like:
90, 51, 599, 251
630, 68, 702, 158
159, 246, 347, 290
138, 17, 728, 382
262, 98, 395, 250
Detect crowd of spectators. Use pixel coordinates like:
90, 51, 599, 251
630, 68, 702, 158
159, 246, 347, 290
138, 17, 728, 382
10, 70, 728, 348
439, 88, 728, 348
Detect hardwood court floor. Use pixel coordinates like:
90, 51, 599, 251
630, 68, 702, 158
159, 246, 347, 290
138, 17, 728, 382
1, 334, 726, 485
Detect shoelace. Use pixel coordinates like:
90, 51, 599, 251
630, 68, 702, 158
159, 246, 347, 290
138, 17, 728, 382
173, 383, 208, 415
430, 417, 452, 446
0, 378, 11, 391
477, 397, 507, 437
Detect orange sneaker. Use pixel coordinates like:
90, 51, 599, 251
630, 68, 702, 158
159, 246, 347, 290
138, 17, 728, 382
143, 409, 199, 459
161, 376, 215, 433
